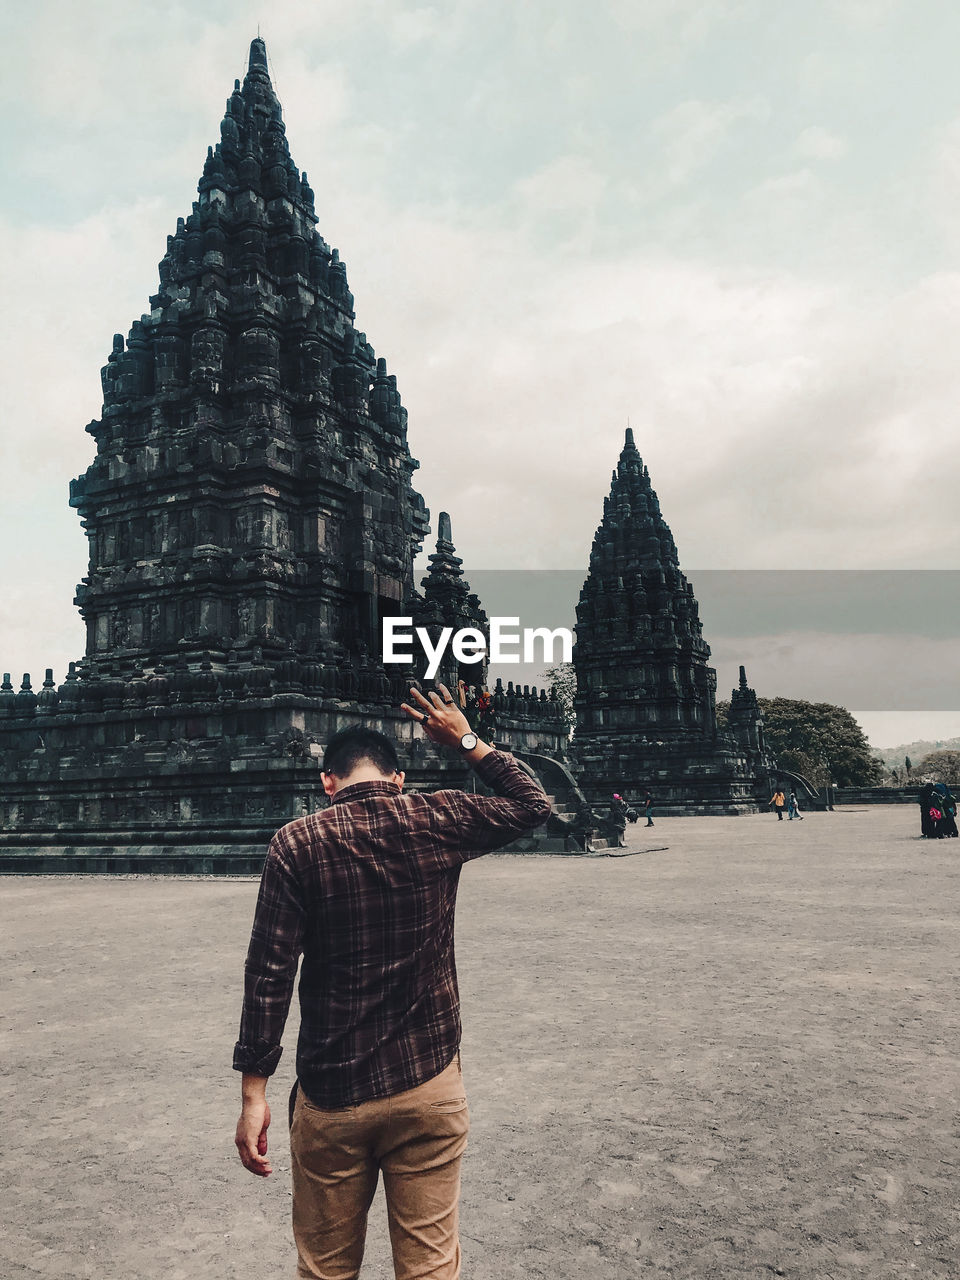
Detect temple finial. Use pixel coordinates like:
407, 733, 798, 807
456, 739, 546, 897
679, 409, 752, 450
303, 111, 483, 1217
248, 36, 269, 76
739, 664, 748, 690
625, 425, 634, 447
438, 511, 453, 546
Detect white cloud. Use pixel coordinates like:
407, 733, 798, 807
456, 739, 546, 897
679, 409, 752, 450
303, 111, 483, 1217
388, 6, 444, 48
0, 199, 172, 487
329, 189, 960, 577
795, 126, 847, 161
854, 711, 960, 750
511, 154, 609, 245
608, 0, 748, 44
926, 116, 960, 250
745, 167, 821, 205
650, 97, 766, 186
831, 0, 907, 27
2, 0, 960, 736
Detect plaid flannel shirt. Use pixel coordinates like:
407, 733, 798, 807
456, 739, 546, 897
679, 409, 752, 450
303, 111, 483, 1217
233, 750, 551, 1108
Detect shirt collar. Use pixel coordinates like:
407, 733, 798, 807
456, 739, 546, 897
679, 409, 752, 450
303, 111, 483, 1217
331, 779, 402, 805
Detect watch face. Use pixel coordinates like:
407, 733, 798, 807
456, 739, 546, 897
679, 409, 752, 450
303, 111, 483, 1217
460, 732, 479, 751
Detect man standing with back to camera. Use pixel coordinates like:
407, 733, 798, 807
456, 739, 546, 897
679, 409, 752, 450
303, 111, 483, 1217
233, 682, 551, 1279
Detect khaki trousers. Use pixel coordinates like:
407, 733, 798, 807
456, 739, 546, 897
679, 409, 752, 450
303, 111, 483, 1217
290, 1055, 469, 1280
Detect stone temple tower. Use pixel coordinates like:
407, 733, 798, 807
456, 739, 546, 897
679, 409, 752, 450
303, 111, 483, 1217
572, 429, 769, 812
71, 37, 428, 674
0, 38, 566, 870
411, 512, 490, 691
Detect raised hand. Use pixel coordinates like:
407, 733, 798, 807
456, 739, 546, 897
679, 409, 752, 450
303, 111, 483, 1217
401, 683, 473, 749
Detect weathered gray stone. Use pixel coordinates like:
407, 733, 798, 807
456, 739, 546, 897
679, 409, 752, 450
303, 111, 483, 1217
0, 39, 566, 868
571, 429, 773, 812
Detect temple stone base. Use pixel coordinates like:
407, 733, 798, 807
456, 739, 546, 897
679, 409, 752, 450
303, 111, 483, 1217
0, 835, 583, 874
573, 739, 772, 815
0, 690, 571, 870
0, 845, 268, 875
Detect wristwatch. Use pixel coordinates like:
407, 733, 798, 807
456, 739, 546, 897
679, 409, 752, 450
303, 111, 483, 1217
459, 732, 479, 752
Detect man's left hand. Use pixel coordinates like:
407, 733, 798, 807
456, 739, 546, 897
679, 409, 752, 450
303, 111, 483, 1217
235, 1096, 273, 1177
401, 683, 472, 749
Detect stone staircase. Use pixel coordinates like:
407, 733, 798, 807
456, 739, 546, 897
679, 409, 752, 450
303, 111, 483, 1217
500, 752, 608, 854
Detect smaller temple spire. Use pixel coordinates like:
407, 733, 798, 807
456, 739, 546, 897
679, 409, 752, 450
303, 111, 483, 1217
728, 662, 765, 754
422, 513, 463, 587
731, 664, 759, 710
437, 511, 453, 549
414, 513, 488, 685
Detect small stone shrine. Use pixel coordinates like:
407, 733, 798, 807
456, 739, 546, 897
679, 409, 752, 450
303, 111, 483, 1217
572, 429, 772, 813
411, 512, 490, 692
0, 39, 566, 871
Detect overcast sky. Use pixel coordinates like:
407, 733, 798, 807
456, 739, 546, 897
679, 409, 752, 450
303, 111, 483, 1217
2, 0, 959, 748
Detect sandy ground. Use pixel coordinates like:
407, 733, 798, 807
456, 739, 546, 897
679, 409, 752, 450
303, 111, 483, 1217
2, 805, 958, 1279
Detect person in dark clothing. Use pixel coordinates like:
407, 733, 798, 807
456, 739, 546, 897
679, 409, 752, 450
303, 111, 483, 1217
233, 684, 551, 1278
933, 782, 958, 837
642, 790, 654, 827
919, 782, 942, 838
606, 794, 628, 847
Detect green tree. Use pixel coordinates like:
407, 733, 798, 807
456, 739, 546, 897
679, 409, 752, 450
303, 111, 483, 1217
754, 698, 882, 787
541, 662, 576, 728
916, 750, 960, 784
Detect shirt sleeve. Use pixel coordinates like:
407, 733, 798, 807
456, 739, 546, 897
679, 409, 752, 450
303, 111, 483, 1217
233, 831, 306, 1077
451, 750, 552, 861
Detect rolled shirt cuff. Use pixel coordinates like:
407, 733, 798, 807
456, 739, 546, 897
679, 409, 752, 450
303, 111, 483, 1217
471, 748, 513, 781
233, 1040, 283, 1076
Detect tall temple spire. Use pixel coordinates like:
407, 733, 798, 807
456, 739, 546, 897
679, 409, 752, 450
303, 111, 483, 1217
573, 428, 732, 802
0, 33, 571, 871
69, 36, 429, 674
571, 429, 772, 811
575, 431, 710, 728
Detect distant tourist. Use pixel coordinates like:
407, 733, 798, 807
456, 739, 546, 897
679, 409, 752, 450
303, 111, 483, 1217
232, 684, 550, 1277
643, 789, 655, 827
606, 793, 629, 847
787, 790, 803, 821
934, 782, 958, 838
919, 782, 942, 838
769, 788, 786, 821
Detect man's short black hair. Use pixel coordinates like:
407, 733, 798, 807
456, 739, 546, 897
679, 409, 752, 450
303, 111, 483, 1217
322, 725, 400, 778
